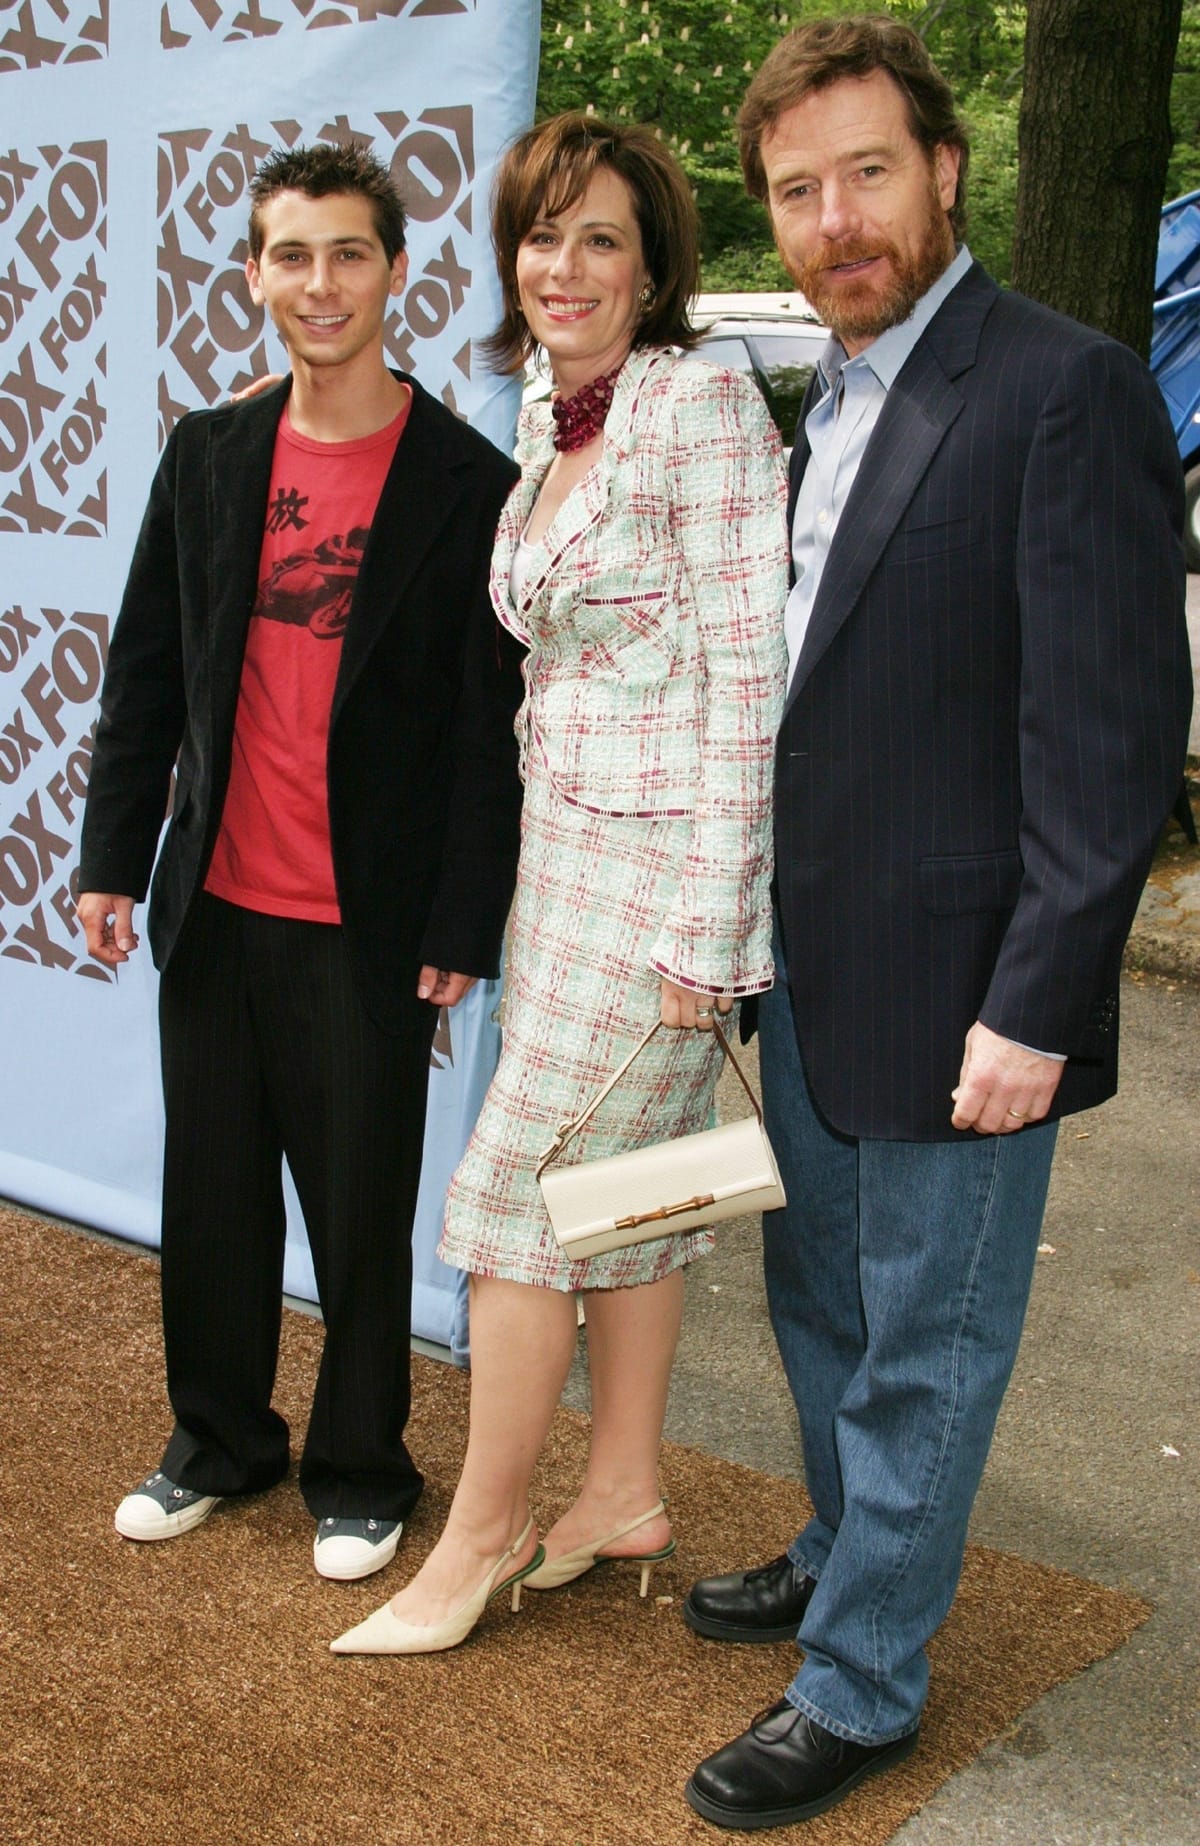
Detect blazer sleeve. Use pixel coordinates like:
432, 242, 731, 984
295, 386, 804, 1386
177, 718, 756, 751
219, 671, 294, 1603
417, 453, 525, 978
78, 426, 189, 899
978, 334, 1192, 1055
648, 367, 790, 995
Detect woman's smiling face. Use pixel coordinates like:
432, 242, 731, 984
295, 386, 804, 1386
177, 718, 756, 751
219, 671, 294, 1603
516, 166, 650, 391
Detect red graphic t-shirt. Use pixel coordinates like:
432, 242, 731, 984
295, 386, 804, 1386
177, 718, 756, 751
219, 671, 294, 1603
204, 398, 409, 922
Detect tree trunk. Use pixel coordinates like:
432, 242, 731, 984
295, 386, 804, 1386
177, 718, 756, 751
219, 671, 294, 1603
1011, 0, 1181, 356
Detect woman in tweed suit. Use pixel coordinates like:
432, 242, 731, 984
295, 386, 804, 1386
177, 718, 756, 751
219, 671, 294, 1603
334, 115, 788, 1656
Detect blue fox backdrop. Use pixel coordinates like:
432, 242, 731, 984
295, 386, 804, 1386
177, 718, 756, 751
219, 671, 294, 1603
0, 0, 541, 1354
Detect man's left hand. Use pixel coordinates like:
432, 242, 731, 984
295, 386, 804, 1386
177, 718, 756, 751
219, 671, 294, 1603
951, 1020, 1063, 1134
417, 966, 476, 1008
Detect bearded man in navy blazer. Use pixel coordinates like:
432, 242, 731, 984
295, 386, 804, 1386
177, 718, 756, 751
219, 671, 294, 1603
685, 16, 1192, 1831
77, 146, 522, 1585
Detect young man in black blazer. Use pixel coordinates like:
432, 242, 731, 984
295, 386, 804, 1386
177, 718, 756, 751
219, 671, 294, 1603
78, 145, 522, 1583
684, 17, 1192, 1831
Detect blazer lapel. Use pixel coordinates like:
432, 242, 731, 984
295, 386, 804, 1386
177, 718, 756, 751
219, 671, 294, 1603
784, 264, 995, 712
333, 375, 464, 718
206, 381, 288, 734
506, 347, 670, 629
787, 374, 820, 545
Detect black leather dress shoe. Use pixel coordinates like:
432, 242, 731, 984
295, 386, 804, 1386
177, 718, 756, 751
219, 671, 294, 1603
685, 1699, 919, 1830
683, 1554, 815, 1643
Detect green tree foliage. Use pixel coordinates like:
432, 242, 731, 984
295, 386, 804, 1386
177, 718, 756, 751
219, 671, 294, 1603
958, 88, 1020, 283
901, 1, 1023, 282
537, 0, 799, 273
537, 0, 1025, 287
537, 1, 1192, 291
1167, 0, 1200, 199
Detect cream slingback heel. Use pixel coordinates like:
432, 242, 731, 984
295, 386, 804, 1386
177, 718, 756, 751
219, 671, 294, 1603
522, 1500, 675, 1597
329, 1517, 544, 1656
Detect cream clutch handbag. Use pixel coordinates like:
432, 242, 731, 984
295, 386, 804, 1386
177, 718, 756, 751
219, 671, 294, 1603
536, 1019, 786, 1260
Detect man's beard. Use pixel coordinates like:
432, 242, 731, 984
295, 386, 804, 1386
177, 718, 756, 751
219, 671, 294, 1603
786, 185, 954, 346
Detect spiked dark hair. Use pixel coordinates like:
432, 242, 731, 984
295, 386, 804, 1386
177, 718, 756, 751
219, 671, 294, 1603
247, 142, 407, 262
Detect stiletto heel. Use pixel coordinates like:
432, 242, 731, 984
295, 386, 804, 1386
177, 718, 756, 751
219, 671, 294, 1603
330, 1517, 544, 1655
523, 1500, 675, 1596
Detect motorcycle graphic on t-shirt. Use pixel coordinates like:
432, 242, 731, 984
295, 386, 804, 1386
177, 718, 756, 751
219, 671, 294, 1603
255, 524, 370, 641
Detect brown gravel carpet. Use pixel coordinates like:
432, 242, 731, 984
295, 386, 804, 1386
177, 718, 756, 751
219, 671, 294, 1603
0, 1205, 1150, 1846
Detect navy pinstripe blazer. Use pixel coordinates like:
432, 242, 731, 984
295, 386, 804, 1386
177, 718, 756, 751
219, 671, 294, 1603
774, 262, 1192, 1140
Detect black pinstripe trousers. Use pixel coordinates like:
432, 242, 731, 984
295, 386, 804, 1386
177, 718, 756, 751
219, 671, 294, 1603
156, 892, 435, 1520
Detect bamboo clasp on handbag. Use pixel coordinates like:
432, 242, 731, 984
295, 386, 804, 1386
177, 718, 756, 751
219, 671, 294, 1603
614, 1193, 716, 1231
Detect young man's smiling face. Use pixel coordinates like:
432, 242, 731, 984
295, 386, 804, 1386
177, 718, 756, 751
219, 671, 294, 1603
760, 69, 959, 356
245, 189, 408, 378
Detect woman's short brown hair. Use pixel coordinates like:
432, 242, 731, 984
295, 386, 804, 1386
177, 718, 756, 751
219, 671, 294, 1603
738, 14, 970, 237
483, 112, 701, 376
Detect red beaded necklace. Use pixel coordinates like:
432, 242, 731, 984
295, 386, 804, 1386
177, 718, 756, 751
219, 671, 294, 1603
550, 363, 624, 453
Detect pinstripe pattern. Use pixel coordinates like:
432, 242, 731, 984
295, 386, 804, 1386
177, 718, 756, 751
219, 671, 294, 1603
159, 894, 434, 1517
776, 264, 1192, 1140
441, 348, 789, 1289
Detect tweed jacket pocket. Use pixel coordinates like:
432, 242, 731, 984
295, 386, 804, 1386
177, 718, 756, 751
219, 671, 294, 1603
577, 586, 674, 678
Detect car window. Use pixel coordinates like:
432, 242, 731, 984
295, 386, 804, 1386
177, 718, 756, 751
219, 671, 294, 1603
748, 334, 824, 449
694, 335, 757, 375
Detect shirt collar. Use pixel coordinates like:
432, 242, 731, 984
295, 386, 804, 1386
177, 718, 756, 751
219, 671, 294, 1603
817, 243, 973, 396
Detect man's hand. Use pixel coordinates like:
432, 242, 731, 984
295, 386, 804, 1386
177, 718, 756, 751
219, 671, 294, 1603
417, 966, 476, 1008
77, 892, 139, 966
231, 373, 284, 403
951, 1020, 1064, 1134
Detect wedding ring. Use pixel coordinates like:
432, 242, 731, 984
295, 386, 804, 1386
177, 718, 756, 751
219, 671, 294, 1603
695, 1007, 713, 1018
1006, 1108, 1025, 1119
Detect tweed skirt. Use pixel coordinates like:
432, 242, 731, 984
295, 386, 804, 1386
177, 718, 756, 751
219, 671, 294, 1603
439, 767, 725, 1290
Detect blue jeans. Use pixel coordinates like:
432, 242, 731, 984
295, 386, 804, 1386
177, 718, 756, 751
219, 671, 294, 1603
758, 960, 1057, 1744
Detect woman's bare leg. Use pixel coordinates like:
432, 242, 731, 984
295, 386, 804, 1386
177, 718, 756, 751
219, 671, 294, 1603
539, 1266, 684, 1562
385, 1273, 577, 1622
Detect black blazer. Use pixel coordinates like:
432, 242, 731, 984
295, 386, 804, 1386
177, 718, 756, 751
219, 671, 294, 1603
80, 374, 523, 1033
773, 263, 1192, 1140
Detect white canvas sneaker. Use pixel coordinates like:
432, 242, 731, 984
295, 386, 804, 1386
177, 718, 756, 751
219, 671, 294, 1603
114, 1470, 221, 1541
313, 1516, 402, 1580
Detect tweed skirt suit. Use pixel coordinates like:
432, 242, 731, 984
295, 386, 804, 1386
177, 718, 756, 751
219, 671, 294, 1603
440, 348, 788, 1290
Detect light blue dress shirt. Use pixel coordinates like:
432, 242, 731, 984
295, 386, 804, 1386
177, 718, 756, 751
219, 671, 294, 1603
785, 244, 973, 686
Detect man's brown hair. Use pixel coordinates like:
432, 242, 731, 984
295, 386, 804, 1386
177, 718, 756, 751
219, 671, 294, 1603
247, 143, 407, 264
738, 14, 970, 235
484, 111, 701, 376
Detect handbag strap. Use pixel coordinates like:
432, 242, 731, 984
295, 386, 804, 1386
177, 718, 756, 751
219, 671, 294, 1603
536, 1016, 764, 1179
